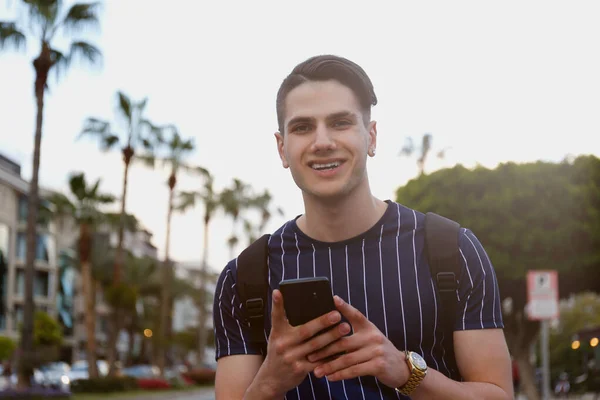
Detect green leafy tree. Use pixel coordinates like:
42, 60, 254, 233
549, 293, 600, 385
33, 311, 62, 347
395, 155, 600, 400
0, 0, 102, 386
0, 336, 16, 361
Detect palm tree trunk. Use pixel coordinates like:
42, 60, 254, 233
107, 151, 132, 375
196, 214, 210, 367
80, 223, 99, 379
125, 313, 136, 366
17, 54, 50, 388
158, 181, 175, 376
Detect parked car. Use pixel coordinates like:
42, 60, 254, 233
39, 362, 71, 390
120, 364, 160, 379
68, 360, 109, 382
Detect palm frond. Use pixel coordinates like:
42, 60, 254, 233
50, 48, 69, 80
104, 212, 138, 232
61, 2, 100, 33
96, 194, 115, 204
68, 172, 88, 201
45, 192, 76, 218
132, 154, 155, 168
67, 40, 102, 68
0, 22, 27, 51
117, 91, 132, 120
22, 0, 60, 34
174, 191, 197, 212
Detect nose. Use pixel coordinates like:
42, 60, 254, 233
311, 123, 336, 153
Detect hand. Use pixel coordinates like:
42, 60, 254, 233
255, 289, 352, 398
307, 296, 409, 389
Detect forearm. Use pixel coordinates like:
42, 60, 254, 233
242, 365, 287, 400
411, 368, 513, 400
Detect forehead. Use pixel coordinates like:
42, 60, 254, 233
284, 80, 362, 123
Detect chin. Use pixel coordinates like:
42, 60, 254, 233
303, 183, 354, 202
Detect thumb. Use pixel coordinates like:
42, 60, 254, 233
334, 295, 368, 328
270, 289, 287, 332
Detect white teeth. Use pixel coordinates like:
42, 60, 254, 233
312, 162, 340, 170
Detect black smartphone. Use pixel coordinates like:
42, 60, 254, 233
279, 276, 337, 327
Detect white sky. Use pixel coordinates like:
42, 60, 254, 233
1, 0, 599, 273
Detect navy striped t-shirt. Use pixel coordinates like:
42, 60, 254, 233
213, 201, 503, 399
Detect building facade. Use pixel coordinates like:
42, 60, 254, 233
0, 154, 59, 343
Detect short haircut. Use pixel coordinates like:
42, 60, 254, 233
276, 55, 378, 134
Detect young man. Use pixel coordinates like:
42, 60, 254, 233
213, 55, 513, 399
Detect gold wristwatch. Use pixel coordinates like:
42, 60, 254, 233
395, 350, 428, 396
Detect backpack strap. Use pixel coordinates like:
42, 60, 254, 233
236, 234, 271, 346
424, 212, 461, 375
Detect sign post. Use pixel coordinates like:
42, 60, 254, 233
527, 270, 559, 400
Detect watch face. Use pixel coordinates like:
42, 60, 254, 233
411, 353, 427, 370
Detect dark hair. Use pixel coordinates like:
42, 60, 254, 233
276, 55, 378, 134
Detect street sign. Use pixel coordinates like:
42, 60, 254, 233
527, 270, 559, 320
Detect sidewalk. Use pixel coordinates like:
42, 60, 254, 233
73, 387, 215, 400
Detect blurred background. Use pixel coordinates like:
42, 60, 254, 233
0, 0, 598, 399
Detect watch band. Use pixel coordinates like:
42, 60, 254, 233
395, 351, 427, 396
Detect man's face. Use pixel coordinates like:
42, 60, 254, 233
275, 80, 377, 201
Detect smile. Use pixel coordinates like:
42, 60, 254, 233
311, 161, 341, 171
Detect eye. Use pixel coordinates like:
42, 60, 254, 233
332, 120, 352, 128
291, 124, 311, 133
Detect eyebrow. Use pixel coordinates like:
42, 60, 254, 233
286, 111, 358, 129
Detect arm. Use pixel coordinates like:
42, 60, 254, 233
215, 355, 265, 400
412, 228, 513, 398
412, 328, 513, 399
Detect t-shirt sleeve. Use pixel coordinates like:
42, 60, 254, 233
213, 261, 265, 361
455, 228, 504, 331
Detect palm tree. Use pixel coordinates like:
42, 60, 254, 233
176, 169, 219, 366
47, 172, 115, 379
0, 0, 102, 385
154, 128, 195, 374
399, 133, 449, 176
79, 92, 161, 284
79, 92, 162, 373
220, 179, 252, 259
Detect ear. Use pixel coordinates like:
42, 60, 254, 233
367, 121, 377, 157
275, 132, 289, 168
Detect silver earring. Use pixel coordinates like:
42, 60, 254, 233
370, 148, 376, 156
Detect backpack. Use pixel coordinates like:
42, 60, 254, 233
236, 211, 461, 371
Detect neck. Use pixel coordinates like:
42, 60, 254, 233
297, 179, 388, 242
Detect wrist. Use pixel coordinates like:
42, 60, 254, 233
245, 369, 286, 400
245, 380, 283, 400
395, 350, 428, 396
393, 348, 411, 388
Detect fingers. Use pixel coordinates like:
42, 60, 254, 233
294, 322, 352, 360
306, 326, 356, 363
270, 289, 287, 332
334, 295, 368, 327
314, 346, 383, 380
289, 309, 342, 346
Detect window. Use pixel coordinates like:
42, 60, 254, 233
18, 195, 50, 227
13, 304, 23, 328
18, 196, 27, 223
16, 232, 56, 263
15, 269, 24, 296
34, 271, 49, 297
14, 269, 50, 298
0, 223, 9, 306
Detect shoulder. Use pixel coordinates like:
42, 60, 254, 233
214, 259, 239, 296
